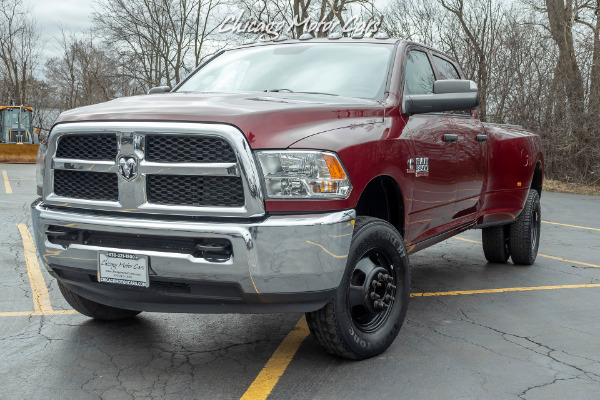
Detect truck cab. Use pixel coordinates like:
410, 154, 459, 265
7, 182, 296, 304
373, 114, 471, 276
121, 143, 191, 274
0, 106, 35, 144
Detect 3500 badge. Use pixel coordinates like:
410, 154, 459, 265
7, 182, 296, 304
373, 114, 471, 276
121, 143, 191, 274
407, 157, 429, 177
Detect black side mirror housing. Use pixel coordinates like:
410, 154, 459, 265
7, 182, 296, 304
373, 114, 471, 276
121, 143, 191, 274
403, 80, 479, 115
148, 86, 172, 94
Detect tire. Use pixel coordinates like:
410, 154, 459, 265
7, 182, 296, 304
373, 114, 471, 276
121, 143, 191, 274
482, 224, 511, 263
305, 216, 410, 360
509, 190, 541, 265
58, 281, 141, 321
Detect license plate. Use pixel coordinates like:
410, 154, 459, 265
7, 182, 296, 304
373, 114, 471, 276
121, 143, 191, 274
98, 251, 149, 288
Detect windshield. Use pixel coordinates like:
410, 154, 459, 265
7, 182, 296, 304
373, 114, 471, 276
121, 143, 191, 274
177, 43, 394, 100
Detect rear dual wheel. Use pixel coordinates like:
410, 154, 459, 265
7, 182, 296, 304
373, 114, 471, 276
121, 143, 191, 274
306, 217, 410, 360
481, 190, 541, 265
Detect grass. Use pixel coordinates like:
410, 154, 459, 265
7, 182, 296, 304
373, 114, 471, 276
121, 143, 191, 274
544, 179, 600, 196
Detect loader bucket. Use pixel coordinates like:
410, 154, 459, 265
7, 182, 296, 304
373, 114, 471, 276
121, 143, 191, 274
0, 143, 39, 163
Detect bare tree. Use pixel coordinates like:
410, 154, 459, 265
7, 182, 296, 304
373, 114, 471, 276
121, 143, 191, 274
574, 0, 600, 120
45, 31, 132, 111
438, 0, 507, 122
545, 0, 586, 124
93, 0, 227, 91
382, 0, 448, 45
0, 0, 42, 105
239, 0, 381, 39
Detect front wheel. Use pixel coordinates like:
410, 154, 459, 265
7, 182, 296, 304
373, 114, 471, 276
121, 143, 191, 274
306, 216, 410, 360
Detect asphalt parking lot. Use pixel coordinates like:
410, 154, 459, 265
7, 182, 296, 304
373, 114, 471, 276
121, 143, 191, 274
1, 163, 599, 400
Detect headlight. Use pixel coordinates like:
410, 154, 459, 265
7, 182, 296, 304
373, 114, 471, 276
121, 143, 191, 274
36, 131, 48, 195
255, 150, 352, 199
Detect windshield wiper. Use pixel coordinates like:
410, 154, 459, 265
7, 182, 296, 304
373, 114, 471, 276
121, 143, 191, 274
264, 89, 339, 96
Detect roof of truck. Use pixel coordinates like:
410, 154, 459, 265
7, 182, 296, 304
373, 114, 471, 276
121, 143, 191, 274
226, 37, 452, 60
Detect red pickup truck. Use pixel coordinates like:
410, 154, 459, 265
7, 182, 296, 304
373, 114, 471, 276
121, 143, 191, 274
32, 37, 543, 360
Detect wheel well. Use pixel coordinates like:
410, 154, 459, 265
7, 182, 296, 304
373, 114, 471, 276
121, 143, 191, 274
355, 176, 404, 236
530, 161, 543, 196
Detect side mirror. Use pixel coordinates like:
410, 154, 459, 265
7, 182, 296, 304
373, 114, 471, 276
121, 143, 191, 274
148, 86, 171, 94
403, 80, 479, 115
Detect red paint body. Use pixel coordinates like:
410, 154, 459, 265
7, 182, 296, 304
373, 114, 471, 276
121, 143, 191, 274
54, 39, 543, 254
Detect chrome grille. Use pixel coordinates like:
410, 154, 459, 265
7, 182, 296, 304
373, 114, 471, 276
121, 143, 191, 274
54, 170, 118, 201
146, 135, 236, 163
147, 175, 244, 207
45, 122, 265, 218
56, 134, 117, 160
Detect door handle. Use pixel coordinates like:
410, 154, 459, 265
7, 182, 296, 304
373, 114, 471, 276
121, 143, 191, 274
443, 134, 459, 143
477, 135, 488, 142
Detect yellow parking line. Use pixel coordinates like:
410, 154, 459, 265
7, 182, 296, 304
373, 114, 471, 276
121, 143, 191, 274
240, 316, 309, 400
412, 283, 600, 297
17, 224, 54, 314
453, 237, 600, 268
542, 221, 600, 232
2, 170, 12, 194
0, 311, 37, 316
50, 309, 79, 315
454, 237, 480, 244
537, 254, 600, 268
0, 309, 78, 317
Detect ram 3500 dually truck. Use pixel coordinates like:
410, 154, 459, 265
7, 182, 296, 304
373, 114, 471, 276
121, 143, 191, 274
32, 38, 543, 360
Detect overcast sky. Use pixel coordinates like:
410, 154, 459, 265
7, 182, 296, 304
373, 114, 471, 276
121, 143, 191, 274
29, 0, 96, 60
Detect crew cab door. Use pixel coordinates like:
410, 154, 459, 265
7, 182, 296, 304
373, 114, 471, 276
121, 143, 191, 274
430, 54, 487, 220
402, 49, 458, 243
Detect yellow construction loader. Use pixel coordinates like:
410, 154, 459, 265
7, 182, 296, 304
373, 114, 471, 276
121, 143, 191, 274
0, 105, 39, 163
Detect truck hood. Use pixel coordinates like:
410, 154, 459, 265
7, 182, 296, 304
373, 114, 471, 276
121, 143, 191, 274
54, 92, 385, 148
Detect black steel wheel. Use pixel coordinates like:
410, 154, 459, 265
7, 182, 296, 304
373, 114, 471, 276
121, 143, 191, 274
348, 249, 398, 333
306, 216, 410, 360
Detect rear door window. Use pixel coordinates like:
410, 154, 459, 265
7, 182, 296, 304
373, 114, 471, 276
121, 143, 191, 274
433, 55, 461, 80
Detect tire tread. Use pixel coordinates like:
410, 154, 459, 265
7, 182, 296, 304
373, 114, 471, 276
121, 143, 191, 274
510, 190, 541, 265
482, 225, 510, 263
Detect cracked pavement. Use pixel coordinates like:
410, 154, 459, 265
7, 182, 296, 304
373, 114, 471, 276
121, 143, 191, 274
1, 164, 599, 399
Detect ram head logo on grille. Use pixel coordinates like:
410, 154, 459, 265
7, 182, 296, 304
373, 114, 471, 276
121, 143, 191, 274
118, 156, 138, 181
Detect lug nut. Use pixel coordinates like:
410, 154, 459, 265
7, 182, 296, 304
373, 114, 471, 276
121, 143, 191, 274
387, 283, 396, 290
372, 280, 381, 288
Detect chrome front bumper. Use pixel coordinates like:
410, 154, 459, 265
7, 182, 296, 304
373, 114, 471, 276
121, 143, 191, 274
31, 200, 355, 313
